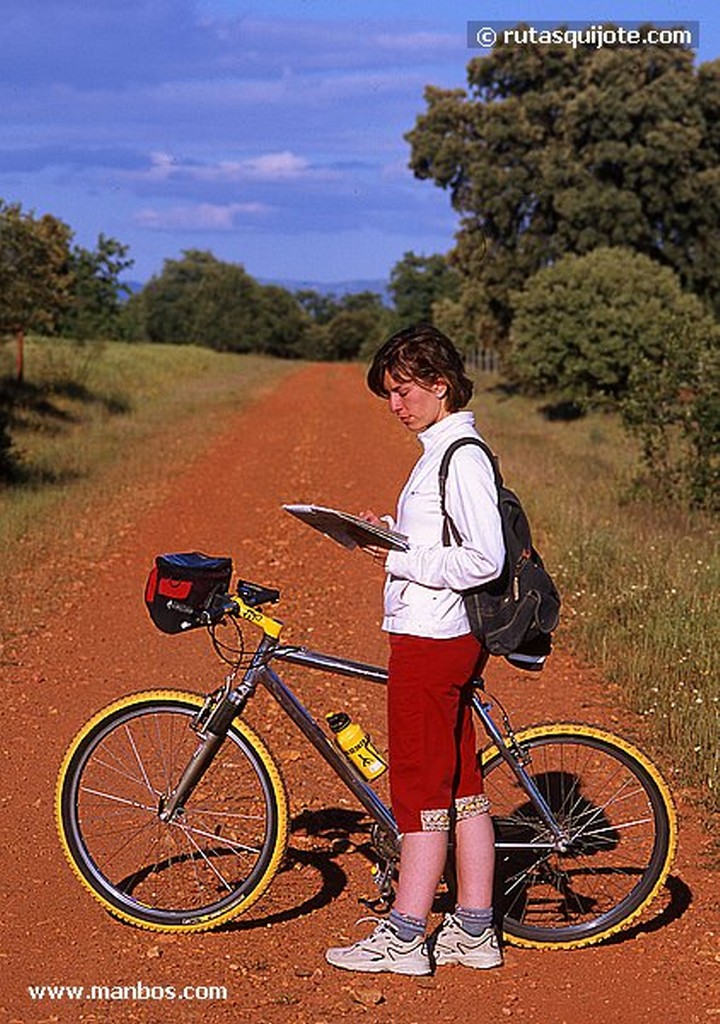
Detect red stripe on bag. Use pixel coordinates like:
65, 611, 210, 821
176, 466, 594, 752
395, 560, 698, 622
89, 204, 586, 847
157, 577, 193, 599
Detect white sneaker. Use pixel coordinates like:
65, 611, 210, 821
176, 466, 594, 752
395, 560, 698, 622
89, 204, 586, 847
325, 919, 431, 975
433, 913, 503, 969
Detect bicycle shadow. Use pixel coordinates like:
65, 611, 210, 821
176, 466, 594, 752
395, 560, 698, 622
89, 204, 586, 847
220, 793, 692, 941
487, 769, 692, 945
603, 873, 692, 944
221, 807, 378, 933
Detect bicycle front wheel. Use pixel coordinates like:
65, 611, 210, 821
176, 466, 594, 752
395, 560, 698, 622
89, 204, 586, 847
56, 691, 289, 932
481, 724, 677, 949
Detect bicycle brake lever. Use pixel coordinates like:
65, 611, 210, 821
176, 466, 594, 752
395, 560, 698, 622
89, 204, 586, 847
237, 580, 280, 606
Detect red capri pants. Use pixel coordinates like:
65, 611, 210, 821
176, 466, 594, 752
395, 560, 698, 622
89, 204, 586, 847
387, 632, 488, 835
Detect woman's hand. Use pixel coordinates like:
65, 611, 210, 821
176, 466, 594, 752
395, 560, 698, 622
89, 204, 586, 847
360, 544, 389, 565
358, 509, 384, 527
357, 509, 389, 566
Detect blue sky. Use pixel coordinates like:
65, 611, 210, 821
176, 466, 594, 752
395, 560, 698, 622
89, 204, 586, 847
3, 1, 716, 285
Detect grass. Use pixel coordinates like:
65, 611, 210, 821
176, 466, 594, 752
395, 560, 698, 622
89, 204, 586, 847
0, 336, 297, 568
472, 377, 719, 813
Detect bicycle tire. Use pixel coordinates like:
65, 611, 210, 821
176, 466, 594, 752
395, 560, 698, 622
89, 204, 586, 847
56, 690, 289, 932
481, 723, 677, 950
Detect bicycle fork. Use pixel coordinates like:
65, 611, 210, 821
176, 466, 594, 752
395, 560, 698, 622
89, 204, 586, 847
158, 637, 281, 822
157, 686, 249, 822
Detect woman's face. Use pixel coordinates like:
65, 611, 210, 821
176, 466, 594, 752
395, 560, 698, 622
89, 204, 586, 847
383, 371, 450, 433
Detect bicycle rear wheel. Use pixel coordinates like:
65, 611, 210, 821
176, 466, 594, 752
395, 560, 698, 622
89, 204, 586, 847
56, 691, 289, 932
481, 724, 677, 949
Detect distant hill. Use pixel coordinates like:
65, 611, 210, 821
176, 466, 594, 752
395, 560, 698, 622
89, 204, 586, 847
123, 277, 390, 301
262, 278, 389, 301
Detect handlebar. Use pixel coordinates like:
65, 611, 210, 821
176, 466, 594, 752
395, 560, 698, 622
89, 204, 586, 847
205, 587, 284, 640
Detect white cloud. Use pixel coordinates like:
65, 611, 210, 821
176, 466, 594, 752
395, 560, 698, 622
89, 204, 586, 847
240, 151, 310, 179
144, 151, 179, 180
134, 201, 269, 231
138, 149, 338, 186
1, 5, 468, 279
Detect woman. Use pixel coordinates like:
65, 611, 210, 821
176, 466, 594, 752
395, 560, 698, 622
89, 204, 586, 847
326, 324, 506, 976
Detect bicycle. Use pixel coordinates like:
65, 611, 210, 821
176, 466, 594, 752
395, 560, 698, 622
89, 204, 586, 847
56, 557, 677, 951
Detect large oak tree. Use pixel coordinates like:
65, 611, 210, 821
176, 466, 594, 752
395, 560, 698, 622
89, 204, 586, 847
407, 29, 720, 338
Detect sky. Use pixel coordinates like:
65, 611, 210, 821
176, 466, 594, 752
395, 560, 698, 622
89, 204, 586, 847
2, 1, 717, 287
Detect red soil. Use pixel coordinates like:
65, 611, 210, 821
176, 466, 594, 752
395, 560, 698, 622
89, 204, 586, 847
1, 362, 718, 1023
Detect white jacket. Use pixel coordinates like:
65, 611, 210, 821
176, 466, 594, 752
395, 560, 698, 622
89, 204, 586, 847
383, 411, 505, 638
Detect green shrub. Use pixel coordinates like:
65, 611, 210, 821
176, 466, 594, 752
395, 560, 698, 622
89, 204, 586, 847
508, 247, 720, 508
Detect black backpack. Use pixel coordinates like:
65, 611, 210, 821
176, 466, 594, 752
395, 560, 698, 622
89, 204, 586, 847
439, 437, 561, 671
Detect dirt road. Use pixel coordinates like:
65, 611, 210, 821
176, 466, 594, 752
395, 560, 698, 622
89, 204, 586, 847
2, 363, 717, 1023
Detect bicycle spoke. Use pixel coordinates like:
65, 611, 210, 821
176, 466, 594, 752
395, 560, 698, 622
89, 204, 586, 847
173, 823, 236, 892
122, 723, 159, 799
61, 696, 286, 923
87, 810, 162, 874
88, 745, 159, 792
176, 820, 263, 856
188, 806, 267, 821
79, 786, 158, 814
484, 727, 673, 945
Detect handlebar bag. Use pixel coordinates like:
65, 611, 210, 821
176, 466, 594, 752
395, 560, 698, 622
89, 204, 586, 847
145, 552, 233, 634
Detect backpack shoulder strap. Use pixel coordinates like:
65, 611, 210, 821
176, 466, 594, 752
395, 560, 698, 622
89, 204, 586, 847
439, 436, 503, 546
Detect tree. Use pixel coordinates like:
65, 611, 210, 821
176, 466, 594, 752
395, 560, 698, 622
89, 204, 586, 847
509, 246, 713, 400
137, 251, 310, 358
292, 288, 393, 360
295, 289, 341, 325
253, 284, 310, 358
407, 31, 720, 339
622, 328, 719, 511
509, 246, 720, 508
0, 201, 74, 380
325, 309, 384, 361
388, 251, 459, 326
60, 234, 134, 340
432, 275, 502, 355
339, 290, 387, 315
336, 292, 391, 361
134, 252, 393, 360
141, 250, 220, 344
0, 398, 15, 480
187, 259, 262, 352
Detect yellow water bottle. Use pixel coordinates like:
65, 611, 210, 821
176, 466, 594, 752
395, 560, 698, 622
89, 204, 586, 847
326, 712, 388, 781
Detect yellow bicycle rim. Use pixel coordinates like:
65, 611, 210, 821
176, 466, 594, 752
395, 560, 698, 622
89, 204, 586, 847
56, 690, 289, 933
481, 722, 678, 950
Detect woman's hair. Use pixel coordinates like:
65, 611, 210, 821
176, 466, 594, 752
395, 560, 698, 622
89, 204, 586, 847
367, 323, 474, 412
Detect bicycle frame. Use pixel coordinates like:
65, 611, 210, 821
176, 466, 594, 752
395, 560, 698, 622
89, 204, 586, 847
57, 584, 676, 944
161, 623, 570, 859
273, 644, 569, 852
